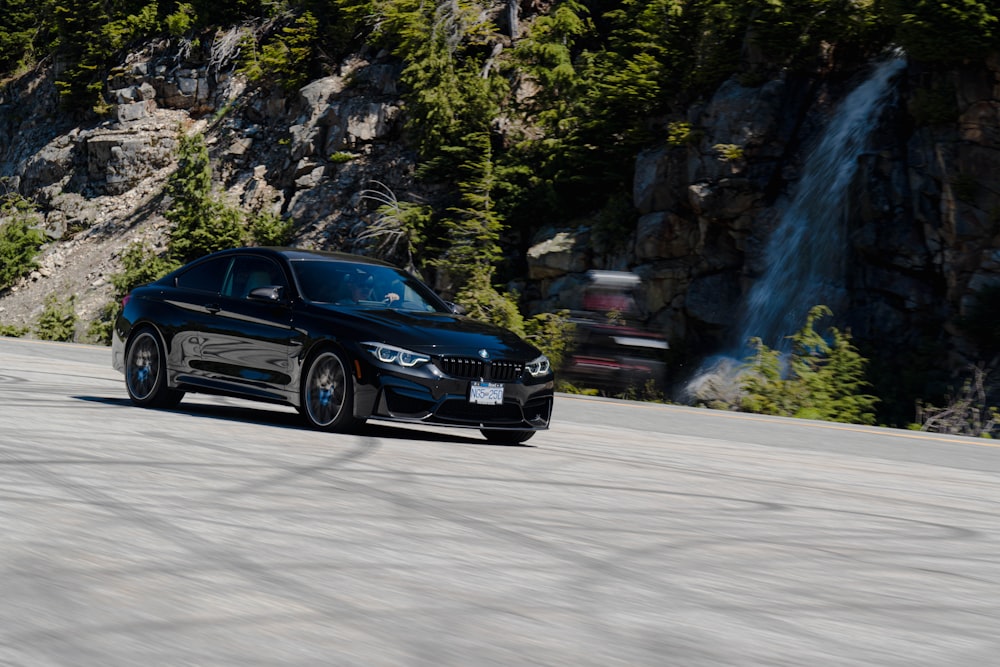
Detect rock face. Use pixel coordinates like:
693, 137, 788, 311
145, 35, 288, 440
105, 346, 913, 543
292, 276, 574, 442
0, 41, 414, 333
1, 33, 998, 413
527, 56, 1000, 406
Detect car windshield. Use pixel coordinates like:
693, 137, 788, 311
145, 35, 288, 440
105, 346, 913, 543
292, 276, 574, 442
291, 259, 446, 312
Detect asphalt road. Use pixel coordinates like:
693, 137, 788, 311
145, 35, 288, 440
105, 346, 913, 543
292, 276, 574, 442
2, 337, 1000, 666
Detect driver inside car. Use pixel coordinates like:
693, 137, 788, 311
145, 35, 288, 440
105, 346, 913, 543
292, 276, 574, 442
344, 272, 400, 304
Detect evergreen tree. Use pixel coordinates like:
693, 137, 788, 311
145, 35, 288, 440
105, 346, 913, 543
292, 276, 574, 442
379, 0, 504, 159
890, 0, 999, 63
0, 194, 45, 291
166, 131, 247, 263
188, 0, 265, 26
241, 10, 319, 91
436, 132, 503, 286
52, 0, 109, 107
0, 0, 41, 73
512, 0, 592, 131
52, 0, 160, 111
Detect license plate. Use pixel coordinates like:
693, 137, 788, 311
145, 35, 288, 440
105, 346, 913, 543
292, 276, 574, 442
470, 381, 504, 405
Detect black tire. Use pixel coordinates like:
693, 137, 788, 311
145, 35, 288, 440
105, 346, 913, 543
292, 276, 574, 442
299, 348, 358, 432
124, 328, 184, 408
480, 429, 536, 445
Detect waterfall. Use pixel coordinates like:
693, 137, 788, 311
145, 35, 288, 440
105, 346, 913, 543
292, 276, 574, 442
683, 57, 905, 402
737, 56, 906, 350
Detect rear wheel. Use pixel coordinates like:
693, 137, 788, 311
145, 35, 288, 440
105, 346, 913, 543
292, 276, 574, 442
480, 429, 535, 445
299, 349, 358, 432
124, 328, 184, 408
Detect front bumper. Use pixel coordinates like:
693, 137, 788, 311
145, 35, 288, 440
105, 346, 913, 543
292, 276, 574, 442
355, 358, 554, 431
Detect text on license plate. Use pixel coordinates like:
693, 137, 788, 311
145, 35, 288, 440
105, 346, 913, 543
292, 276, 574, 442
470, 381, 504, 405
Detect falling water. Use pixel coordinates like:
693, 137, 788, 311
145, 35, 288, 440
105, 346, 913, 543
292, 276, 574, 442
683, 57, 905, 402
737, 56, 906, 350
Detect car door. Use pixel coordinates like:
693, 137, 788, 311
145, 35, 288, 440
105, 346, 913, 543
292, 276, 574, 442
196, 254, 296, 399
166, 255, 234, 378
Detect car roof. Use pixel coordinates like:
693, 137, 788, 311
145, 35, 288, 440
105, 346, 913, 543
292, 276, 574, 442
189, 247, 396, 268
273, 247, 393, 267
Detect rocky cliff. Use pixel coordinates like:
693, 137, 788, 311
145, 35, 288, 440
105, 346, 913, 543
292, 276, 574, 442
1, 36, 998, 416
0, 37, 415, 331
527, 54, 1000, 411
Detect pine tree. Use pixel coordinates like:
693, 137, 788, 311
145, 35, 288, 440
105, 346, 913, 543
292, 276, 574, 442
0, 0, 40, 73
379, 0, 503, 159
437, 132, 503, 284
241, 10, 319, 91
166, 131, 247, 263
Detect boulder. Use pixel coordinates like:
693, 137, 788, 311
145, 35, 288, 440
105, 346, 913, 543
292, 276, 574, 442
322, 100, 400, 153
526, 228, 592, 279
85, 128, 176, 195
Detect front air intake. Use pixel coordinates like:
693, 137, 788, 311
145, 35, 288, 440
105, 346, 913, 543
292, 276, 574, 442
436, 357, 524, 382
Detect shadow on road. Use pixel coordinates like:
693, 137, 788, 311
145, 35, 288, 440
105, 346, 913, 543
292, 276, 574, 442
73, 395, 535, 447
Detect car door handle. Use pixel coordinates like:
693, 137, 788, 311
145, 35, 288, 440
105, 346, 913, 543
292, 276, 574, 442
205, 303, 221, 314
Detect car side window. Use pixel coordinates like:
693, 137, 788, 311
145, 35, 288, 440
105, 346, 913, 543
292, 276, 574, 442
175, 257, 232, 294
223, 256, 288, 299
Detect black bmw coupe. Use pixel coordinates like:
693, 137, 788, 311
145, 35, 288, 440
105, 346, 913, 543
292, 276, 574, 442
112, 247, 554, 443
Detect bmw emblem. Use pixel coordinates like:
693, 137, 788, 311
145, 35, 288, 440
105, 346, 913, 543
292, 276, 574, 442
478, 349, 490, 360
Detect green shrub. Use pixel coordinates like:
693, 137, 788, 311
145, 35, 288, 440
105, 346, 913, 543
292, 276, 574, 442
357, 181, 430, 271
35, 293, 77, 342
741, 305, 879, 425
556, 381, 600, 395
524, 310, 574, 371
166, 3, 196, 36
249, 210, 294, 247
713, 143, 744, 162
330, 151, 357, 163
0, 323, 27, 337
0, 196, 45, 290
667, 121, 700, 147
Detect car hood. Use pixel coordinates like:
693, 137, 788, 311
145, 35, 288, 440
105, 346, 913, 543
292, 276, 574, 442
308, 305, 542, 359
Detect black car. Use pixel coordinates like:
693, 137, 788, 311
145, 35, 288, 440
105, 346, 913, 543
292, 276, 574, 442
111, 247, 554, 444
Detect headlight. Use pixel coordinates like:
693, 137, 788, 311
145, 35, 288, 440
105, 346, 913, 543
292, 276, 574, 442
362, 342, 430, 368
525, 354, 551, 378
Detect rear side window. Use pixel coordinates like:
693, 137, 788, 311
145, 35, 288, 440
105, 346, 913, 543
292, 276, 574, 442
175, 257, 232, 294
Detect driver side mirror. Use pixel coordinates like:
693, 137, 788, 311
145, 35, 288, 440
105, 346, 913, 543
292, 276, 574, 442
446, 301, 467, 315
248, 286, 286, 303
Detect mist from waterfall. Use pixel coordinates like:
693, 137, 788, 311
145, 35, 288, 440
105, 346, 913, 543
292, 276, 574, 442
684, 57, 905, 402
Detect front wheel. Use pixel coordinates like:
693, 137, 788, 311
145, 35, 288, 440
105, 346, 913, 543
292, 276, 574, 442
480, 429, 536, 445
299, 349, 358, 432
124, 328, 184, 408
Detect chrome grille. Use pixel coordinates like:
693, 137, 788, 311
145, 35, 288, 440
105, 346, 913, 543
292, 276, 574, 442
436, 357, 524, 382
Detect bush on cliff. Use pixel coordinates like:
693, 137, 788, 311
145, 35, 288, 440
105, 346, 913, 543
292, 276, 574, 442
741, 305, 879, 425
0, 196, 45, 291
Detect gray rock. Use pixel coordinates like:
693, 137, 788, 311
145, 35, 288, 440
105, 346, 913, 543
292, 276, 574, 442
635, 212, 699, 261
527, 228, 592, 279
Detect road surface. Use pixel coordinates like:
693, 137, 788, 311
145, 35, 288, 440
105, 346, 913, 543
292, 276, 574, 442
1, 337, 999, 666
